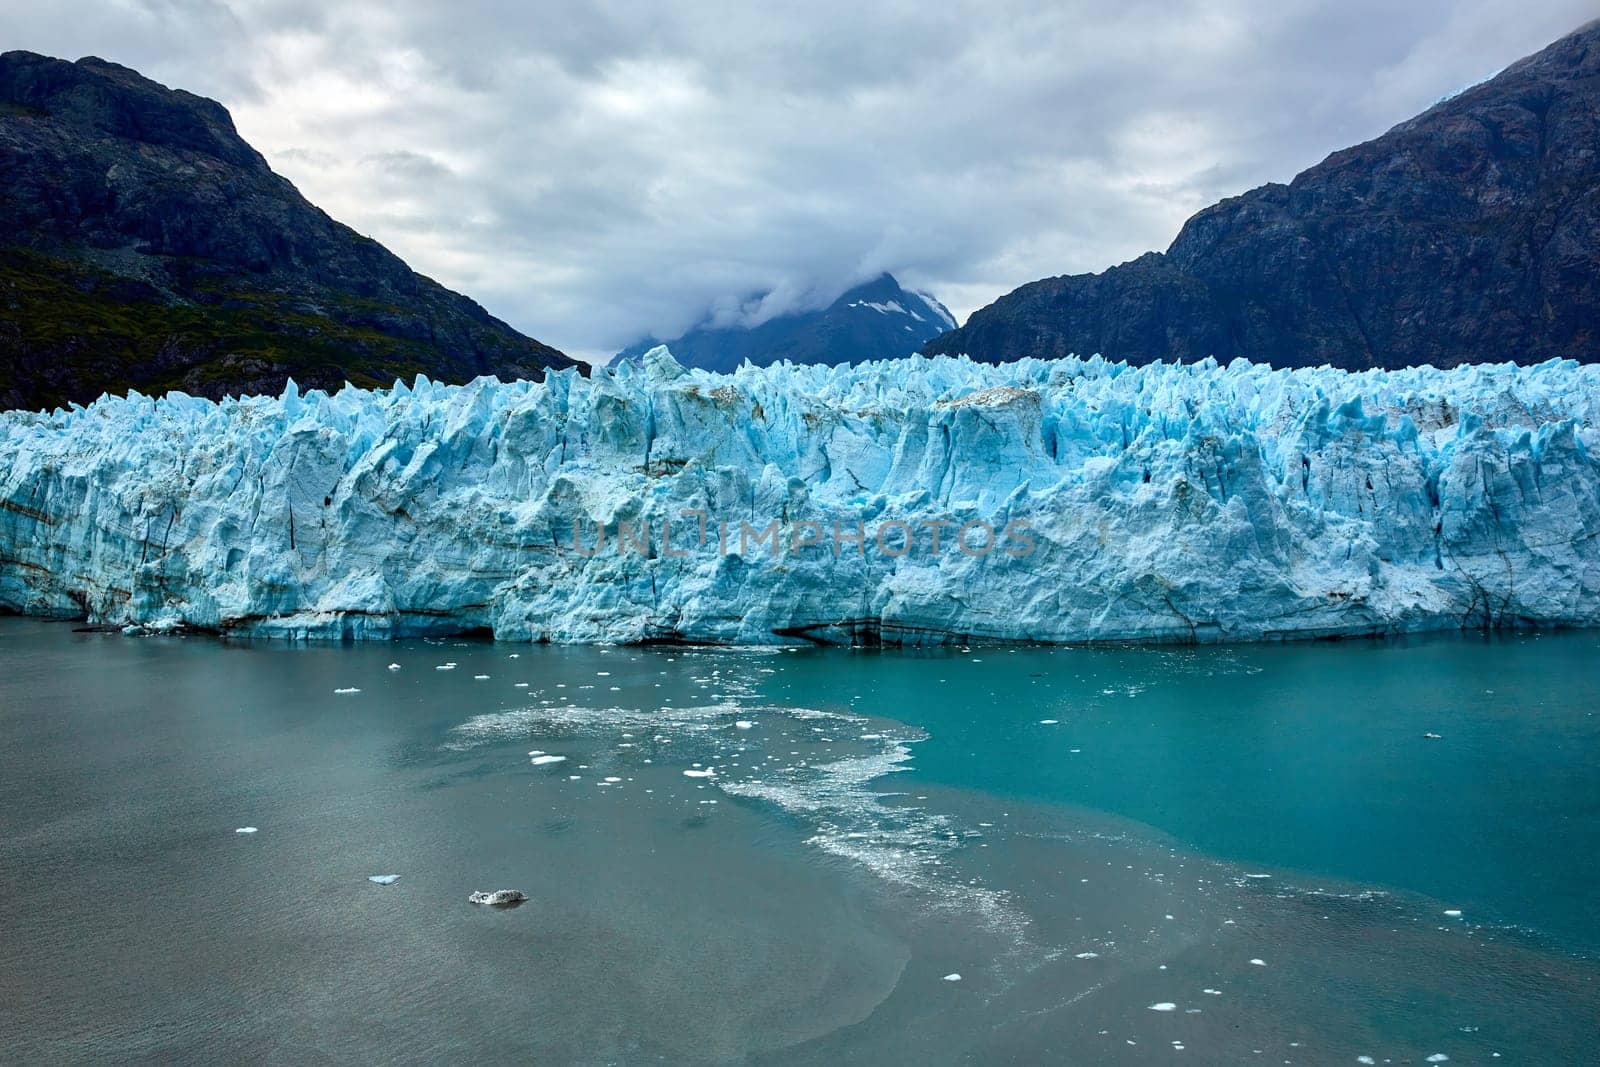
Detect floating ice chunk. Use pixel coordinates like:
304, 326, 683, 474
468, 889, 526, 906
942, 973, 962, 982
1244, 873, 1272, 879
1426, 1056, 1449, 1064
1249, 958, 1266, 966
1202, 988, 1222, 995
1424, 732, 1443, 739
474, 674, 490, 680
368, 875, 400, 885
1358, 1058, 1376, 1065
1148, 1002, 1176, 1012
1074, 951, 1099, 959
530, 755, 568, 765
683, 768, 715, 778
1444, 908, 1462, 917
436, 664, 456, 671
334, 687, 361, 694
604, 776, 622, 783
235, 827, 258, 834
735, 720, 754, 730
387, 663, 401, 671
1039, 719, 1059, 725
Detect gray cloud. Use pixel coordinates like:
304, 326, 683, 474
4, 1, 1594, 360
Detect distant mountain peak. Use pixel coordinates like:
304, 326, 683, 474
613, 273, 955, 372
835, 273, 958, 331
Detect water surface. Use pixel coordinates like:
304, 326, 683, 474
1, 620, 1596, 1062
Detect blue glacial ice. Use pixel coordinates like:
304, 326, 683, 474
2, 347, 1598, 644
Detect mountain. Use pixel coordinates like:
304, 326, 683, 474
925, 20, 1600, 370
611, 273, 955, 372
0, 51, 577, 412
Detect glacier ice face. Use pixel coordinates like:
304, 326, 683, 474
2, 350, 1598, 644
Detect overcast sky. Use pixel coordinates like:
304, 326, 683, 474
4, 2, 1595, 360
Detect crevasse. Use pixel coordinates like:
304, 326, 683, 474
2, 347, 1597, 644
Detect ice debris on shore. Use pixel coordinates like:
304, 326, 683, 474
3, 351, 1599, 644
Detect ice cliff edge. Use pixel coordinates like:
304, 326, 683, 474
2, 349, 1598, 644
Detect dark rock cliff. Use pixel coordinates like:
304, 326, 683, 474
0, 51, 578, 411
926, 21, 1600, 370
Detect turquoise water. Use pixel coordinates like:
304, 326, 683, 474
1, 619, 1596, 1062
761, 633, 1600, 951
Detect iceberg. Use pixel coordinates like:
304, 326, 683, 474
468, 889, 526, 906
2, 349, 1598, 644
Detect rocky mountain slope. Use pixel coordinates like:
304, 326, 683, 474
0, 50, 577, 412
926, 20, 1600, 370
612, 273, 955, 372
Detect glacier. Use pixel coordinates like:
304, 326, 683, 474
2, 347, 1598, 645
